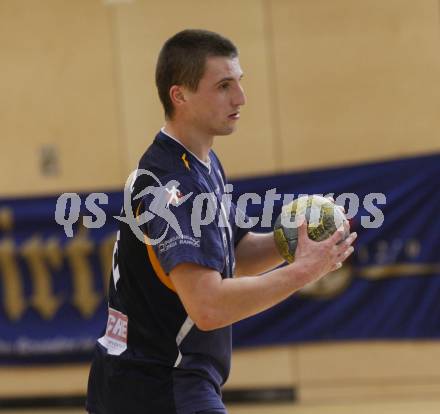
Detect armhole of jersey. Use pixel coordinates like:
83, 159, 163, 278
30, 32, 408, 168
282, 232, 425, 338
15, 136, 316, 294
145, 239, 177, 293
135, 198, 177, 293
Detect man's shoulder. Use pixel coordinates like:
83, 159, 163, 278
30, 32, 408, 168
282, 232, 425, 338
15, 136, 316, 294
139, 138, 182, 174
138, 132, 202, 177
131, 162, 204, 202
132, 131, 222, 196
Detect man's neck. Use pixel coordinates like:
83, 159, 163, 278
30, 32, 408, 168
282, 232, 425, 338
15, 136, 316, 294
163, 121, 213, 163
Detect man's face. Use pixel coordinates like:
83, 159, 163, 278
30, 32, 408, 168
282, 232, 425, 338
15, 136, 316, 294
183, 56, 246, 137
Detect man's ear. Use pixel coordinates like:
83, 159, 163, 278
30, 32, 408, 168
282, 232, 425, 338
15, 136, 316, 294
169, 85, 187, 107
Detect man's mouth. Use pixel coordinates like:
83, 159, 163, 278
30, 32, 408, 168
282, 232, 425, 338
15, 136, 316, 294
228, 112, 240, 120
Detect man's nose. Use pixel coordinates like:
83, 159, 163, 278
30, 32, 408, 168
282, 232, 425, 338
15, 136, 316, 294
233, 84, 246, 106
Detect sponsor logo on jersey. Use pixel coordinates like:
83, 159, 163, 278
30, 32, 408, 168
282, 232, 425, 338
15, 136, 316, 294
98, 307, 128, 355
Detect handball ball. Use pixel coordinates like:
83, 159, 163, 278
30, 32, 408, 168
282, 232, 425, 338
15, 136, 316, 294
273, 195, 349, 263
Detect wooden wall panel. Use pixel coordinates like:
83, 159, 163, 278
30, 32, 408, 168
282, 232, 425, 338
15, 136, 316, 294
297, 341, 440, 402
298, 341, 440, 383
0, 364, 88, 397
226, 345, 297, 388
111, 0, 278, 178
0, 0, 124, 196
2, 0, 439, 194
269, 0, 440, 171
2, 341, 440, 402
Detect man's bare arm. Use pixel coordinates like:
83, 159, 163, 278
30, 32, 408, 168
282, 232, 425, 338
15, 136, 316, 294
170, 222, 357, 331
234, 232, 284, 276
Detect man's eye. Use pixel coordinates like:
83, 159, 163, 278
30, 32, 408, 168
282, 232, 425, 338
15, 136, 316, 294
219, 83, 229, 90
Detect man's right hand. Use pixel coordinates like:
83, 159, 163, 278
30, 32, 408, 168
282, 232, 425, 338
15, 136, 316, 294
291, 219, 357, 285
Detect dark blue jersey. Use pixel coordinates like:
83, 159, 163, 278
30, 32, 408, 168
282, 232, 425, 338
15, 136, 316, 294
86, 130, 249, 414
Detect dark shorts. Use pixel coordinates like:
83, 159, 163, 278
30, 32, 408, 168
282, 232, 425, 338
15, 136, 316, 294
89, 409, 227, 413
87, 345, 226, 414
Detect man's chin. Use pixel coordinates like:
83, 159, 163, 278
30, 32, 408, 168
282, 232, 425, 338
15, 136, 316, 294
215, 125, 237, 136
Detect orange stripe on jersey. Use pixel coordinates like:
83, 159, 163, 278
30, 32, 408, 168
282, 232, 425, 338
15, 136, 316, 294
135, 201, 143, 217
181, 153, 190, 170
145, 238, 177, 293
135, 200, 177, 293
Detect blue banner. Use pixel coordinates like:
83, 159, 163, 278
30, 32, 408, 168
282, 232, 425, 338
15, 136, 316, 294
0, 153, 439, 363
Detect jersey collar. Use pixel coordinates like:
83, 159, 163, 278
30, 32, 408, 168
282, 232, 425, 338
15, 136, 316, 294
160, 127, 212, 174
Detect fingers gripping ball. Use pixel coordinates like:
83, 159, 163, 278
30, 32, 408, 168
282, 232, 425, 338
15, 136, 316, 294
273, 195, 349, 263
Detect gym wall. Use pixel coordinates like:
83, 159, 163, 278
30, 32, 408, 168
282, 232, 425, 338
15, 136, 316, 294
1, 0, 439, 196
1, 0, 439, 406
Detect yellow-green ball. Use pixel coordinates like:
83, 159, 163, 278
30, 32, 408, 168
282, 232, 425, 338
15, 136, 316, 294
274, 195, 348, 263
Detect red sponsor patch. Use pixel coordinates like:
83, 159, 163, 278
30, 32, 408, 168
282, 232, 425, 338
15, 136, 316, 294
105, 308, 128, 342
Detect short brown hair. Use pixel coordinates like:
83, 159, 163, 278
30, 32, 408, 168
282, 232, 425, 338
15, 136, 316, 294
155, 29, 238, 118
